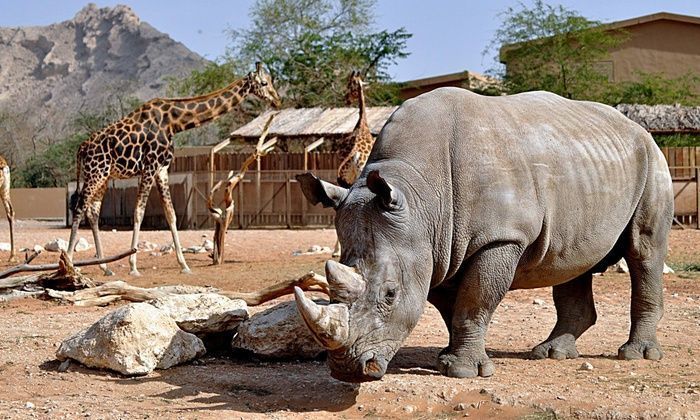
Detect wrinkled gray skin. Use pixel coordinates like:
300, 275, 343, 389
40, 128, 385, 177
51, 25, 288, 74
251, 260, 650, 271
295, 87, 673, 383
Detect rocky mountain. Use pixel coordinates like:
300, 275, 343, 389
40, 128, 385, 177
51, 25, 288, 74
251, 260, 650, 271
0, 3, 208, 163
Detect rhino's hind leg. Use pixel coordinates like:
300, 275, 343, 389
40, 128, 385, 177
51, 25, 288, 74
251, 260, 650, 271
437, 243, 522, 378
617, 163, 671, 362
618, 245, 666, 361
531, 273, 596, 360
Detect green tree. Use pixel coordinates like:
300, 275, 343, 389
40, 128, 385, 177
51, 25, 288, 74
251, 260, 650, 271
485, 0, 625, 99
173, 0, 410, 110
604, 71, 700, 106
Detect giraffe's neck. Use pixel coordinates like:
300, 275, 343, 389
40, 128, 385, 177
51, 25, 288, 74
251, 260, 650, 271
165, 78, 250, 133
354, 86, 368, 131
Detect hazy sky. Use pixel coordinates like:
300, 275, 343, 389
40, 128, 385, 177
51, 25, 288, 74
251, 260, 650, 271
1, 1, 699, 81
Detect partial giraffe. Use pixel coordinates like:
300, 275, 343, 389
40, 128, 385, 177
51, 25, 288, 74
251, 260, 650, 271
0, 156, 15, 261
332, 71, 375, 257
68, 63, 281, 276
336, 71, 375, 188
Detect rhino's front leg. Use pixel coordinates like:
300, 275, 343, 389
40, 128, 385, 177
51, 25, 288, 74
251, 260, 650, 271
438, 243, 522, 378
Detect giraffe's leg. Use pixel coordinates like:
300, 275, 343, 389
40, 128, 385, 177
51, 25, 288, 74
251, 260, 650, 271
68, 177, 105, 261
128, 172, 156, 277
85, 184, 113, 276
2, 188, 15, 262
155, 167, 191, 274
1, 169, 16, 261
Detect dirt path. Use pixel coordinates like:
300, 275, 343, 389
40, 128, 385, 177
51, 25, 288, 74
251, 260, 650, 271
0, 223, 698, 418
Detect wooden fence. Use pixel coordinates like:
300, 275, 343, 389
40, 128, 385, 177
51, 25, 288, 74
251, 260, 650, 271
85, 148, 700, 230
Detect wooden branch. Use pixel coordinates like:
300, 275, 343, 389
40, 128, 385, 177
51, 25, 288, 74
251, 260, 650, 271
219, 271, 329, 306
207, 115, 277, 265
0, 248, 137, 279
0, 274, 41, 290
49, 272, 329, 307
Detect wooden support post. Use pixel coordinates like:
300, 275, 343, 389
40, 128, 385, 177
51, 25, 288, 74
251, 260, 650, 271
696, 168, 699, 229
285, 178, 292, 228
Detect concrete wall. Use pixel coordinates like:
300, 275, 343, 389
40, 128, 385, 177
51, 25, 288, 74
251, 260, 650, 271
608, 20, 700, 82
0, 188, 66, 221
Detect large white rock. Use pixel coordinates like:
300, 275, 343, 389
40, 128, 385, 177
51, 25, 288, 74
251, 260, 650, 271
0, 242, 11, 252
44, 238, 68, 252
74, 237, 92, 252
149, 294, 248, 335
609, 258, 674, 274
56, 303, 205, 375
232, 301, 325, 359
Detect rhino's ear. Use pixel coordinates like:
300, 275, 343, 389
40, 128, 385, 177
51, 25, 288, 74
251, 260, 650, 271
367, 170, 404, 210
296, 172, 348, 209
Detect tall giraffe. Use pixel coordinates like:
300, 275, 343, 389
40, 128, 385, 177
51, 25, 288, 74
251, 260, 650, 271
332, 71, 375, 257
68, 63, 281, 276
336, 71, 375, 188
0, 156, 16, 261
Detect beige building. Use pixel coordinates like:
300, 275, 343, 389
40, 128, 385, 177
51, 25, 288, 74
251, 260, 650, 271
501, 12, 700, 83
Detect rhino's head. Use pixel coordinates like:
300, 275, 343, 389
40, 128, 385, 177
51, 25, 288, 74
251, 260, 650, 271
295, 170, 430, 382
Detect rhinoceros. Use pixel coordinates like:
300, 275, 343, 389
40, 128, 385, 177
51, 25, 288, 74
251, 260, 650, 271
295, 88, 673, 382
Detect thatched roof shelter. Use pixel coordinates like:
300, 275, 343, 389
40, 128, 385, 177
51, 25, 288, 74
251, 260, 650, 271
230, 107, 398, 141
616, 104, 700, 134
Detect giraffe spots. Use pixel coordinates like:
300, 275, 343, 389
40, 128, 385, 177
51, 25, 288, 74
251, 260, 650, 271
132, 123, 142, 132
222, 91, 233, 99
195, 103, 208, 114
184, 121, 197, 130
170, 107, 183, 119
186, 102, 197, 111
208, 98, 217, 108
161, 103, 171, 112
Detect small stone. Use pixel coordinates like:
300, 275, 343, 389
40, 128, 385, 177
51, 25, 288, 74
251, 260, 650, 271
403, 405, 416, 414
25, 402, 35, 410
556, 395, 567, 400
57, 360, 71, 372
628, 385, 636, 391
357, 405, 364, 411
578, 362, 594, 371
533, 299, 546, 305
111, 229, 117, 233
454, 402, 467, 411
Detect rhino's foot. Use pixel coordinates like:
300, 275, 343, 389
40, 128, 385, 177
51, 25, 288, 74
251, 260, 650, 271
437, 348, 495, 378
531, 334, 579, 360
618, 340, 663, 361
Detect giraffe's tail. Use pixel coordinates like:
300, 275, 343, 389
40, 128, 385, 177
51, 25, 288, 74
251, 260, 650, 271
70, 144, 86, 212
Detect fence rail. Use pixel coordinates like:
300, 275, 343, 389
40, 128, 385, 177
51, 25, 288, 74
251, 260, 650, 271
77, 147, 700, 230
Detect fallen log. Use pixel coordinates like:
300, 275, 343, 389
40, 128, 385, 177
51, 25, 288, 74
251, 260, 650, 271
0, 248, 137, 279
49, 271, 329, 307
220, 271, 329, 305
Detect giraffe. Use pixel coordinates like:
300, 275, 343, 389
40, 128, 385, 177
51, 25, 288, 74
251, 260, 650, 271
0, 156, 16, 262
332, 71, 375, 257
68, 62, 281, 276
336, 71, 375, 188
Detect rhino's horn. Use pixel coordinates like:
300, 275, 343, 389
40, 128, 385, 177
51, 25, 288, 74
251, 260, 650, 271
326, 260, 365, 303
294, 286, 349, 350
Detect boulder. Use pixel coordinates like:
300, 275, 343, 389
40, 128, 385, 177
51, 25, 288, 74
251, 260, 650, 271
56, 303, 205, 375
44, 238, 68, 252
232, 301, 325, 359
74, 237, 92, 252
0, 242, 10, 252
149, 293, 248, 335
609, 258, 674, 274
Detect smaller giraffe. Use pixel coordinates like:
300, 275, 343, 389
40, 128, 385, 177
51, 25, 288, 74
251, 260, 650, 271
333, 71, 375, 257
0, 156, 15, 262
336, 71, 375, 188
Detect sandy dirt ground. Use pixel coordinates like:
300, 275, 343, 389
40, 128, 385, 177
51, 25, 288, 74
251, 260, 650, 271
0, 221, 699, 419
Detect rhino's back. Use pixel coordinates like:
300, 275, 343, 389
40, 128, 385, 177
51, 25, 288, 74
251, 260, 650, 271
373, 88, 668, 288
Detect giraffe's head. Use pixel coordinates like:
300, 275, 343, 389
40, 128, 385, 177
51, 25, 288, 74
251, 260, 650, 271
345, 71, 366, 105
246, 62, 282, 108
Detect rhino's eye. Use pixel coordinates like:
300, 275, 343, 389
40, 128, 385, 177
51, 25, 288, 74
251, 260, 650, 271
384, 288, 396, 304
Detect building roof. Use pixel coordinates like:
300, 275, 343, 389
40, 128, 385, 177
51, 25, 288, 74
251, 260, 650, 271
605, 12, 700, 30
616, 104, 700, 133
230, 106, 398, 139
500, 11, 700, 63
